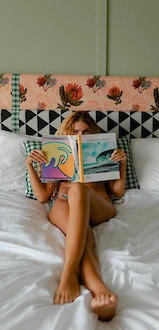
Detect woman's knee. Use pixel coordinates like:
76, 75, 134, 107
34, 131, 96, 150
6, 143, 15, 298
68, 182, 89, 202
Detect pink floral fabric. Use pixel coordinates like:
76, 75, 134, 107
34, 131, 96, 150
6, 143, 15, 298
0, 74, 12, 109
1, 74, 159, 112
19, 75, 159, 112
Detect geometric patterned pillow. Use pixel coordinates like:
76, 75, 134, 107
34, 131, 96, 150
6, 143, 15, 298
23, 140, 42, 199
117, 136, 140, 190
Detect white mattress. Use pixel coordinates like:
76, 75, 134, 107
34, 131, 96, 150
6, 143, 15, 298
0, 189, 159, 330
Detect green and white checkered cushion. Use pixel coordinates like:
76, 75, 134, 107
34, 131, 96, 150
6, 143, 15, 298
117, 136, 140, 190
23, 140, 42, 199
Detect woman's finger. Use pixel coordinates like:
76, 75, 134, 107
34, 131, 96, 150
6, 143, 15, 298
110, 150, 126, 163
30, 150, 47, 163
31, 149, 46, 159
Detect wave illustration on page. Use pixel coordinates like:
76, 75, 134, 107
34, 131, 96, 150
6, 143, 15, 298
81, 134, 120, 182
41, 138, 77, 181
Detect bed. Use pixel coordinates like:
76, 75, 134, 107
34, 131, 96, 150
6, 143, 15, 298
0, 74, 159, 330
0, 187, 159, 330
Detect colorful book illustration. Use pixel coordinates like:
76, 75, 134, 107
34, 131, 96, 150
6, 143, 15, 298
41, 133, 120, 183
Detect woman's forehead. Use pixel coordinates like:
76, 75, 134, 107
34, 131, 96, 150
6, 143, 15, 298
73, 120, 90, 128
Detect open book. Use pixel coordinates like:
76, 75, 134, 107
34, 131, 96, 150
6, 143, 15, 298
41, 133, 120, 183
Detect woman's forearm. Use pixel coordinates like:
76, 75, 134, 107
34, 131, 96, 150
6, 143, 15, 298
112, 162, 126, 197
26, 163, 50, 202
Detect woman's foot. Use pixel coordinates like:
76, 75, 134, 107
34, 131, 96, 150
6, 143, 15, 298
54, 270, 80, 304
91, 287, 118, 322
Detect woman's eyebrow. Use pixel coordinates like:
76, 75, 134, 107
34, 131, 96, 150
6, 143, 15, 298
73, 128, 90, 133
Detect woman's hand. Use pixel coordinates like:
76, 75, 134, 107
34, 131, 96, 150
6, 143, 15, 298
107, 148, 126, 198
110, 149, 126, 164
25, 149, 47, 166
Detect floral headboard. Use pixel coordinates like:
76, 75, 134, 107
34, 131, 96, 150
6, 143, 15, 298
0, 73, 159, 137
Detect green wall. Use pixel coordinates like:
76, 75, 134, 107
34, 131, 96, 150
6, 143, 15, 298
107, 0, 159, 76
0, 0, 159, 76
0, 0, 106, 75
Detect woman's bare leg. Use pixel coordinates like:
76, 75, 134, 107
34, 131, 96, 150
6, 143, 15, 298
49, 183, 117, 321
49, 183, 90, 304
81, 227, 118, 321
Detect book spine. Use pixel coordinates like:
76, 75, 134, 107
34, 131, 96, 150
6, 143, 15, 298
77, 135, 84, 183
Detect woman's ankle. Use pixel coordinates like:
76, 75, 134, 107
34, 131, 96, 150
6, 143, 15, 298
63, 262, 80, 276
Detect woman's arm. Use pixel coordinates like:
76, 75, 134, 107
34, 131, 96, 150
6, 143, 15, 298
106, 149, 126, 198
25, 149, 55, 203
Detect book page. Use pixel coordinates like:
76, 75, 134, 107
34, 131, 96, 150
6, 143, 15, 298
81, 133, 120, 183
41, 135, 79, 182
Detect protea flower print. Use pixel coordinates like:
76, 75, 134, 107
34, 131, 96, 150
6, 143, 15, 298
131, 104, 140, 112
37, 74, 57, 91
132, 77, 152, 93
0, 74, 9, 87
37, 76, 47, 87
150, 87, 159, 111
20, 84, 27, 103
86, 76, 106, 93
57, 83, 83, 110
37, 102, 46, 110
107, 86, 123, 105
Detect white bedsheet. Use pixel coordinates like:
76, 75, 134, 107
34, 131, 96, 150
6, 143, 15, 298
0, 189, 159, 330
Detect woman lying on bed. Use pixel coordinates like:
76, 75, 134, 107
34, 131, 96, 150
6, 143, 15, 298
25, 111, 126, 322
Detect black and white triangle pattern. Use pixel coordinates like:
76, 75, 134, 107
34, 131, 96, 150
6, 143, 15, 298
19, 110, 159, 138
19, 110, 71, 136
0, 109, 12, 131
1, 109, 159, 138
